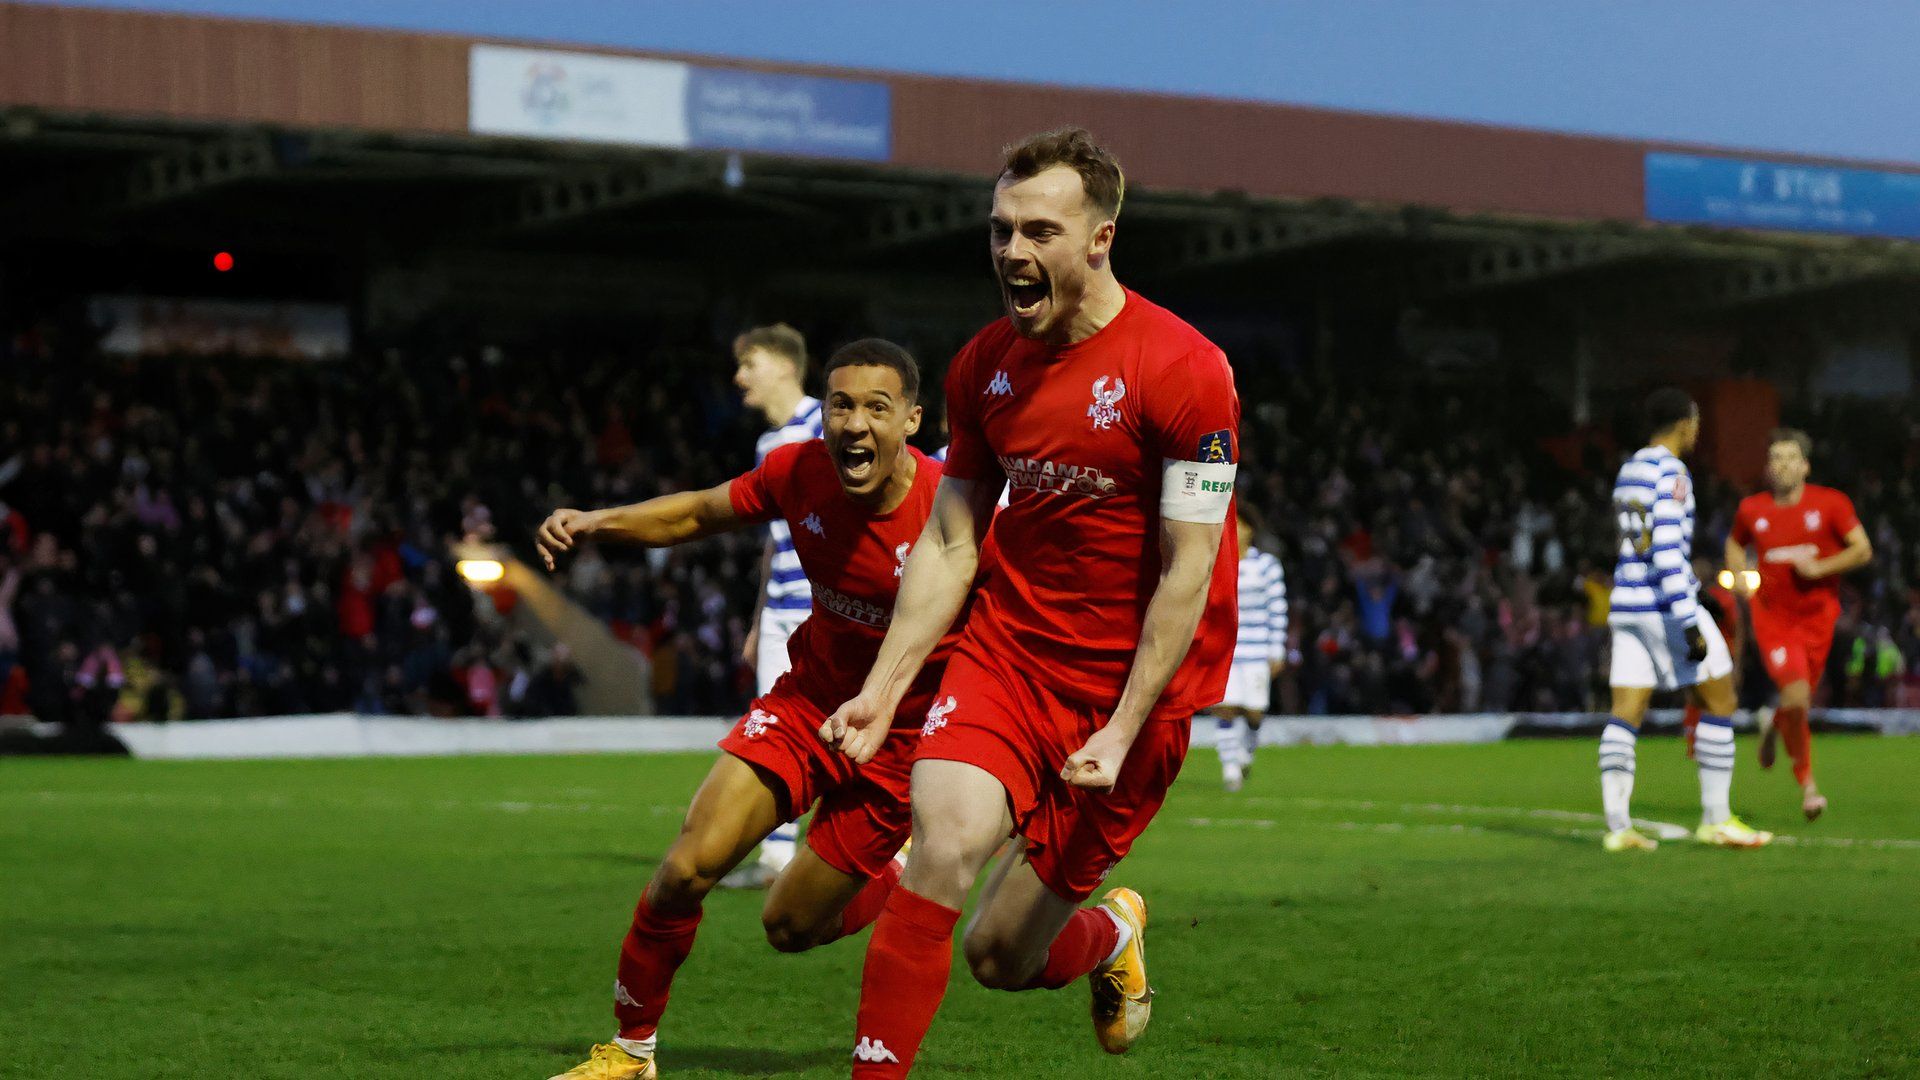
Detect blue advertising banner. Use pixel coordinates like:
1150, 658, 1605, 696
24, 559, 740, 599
686, 66, 889, 161
471, 45, 889, 162
1645, 151, 1920, 240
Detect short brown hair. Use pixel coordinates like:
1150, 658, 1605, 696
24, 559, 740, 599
999, 127, 1125, 221
1770, 427, 1813, 458
823, 338, 920, 403
732, 323, 807, 377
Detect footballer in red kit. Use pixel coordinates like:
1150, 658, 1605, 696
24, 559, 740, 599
1725, 427, 1872, 820
538, 340, 964, 1080
824, 128, 1238, 1077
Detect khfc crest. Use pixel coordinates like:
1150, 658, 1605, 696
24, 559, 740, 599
1087, 376, 1127, 430
743, 708, 780, 738
922, 695, 956, 737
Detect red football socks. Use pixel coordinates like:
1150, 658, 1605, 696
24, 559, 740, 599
852, 887, 960, 1077
838, 857, 903, 940
1776, 705, 1814, 785
614, 896, 703, 1042
1022, 907, 1121, 990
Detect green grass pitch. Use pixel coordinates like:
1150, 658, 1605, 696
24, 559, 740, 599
4, 736, 1918, 1078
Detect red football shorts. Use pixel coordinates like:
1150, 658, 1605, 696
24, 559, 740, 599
717, 672, 918, 880
1749, 606, 1838, 690
914, 642, 1191, 903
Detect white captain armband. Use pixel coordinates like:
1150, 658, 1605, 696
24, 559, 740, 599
1160, 459, 1237, 523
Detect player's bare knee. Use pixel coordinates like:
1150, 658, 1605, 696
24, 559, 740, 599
1698, 678, 1737, 716
653, 839, 733, 904
961, 929, 1040, 990
760, 908, 829, 954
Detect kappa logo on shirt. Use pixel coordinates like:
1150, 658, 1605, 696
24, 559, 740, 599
922, 695, 956, 737
1805, 510, 1822, 530
894, 541, 911, 578
984, 370, 1012, 396
1087, 375, 1127, 430
802, 512, 825, 537
743, 709, 780, 738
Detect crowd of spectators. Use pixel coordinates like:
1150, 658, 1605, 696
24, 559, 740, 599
0, 317, 767, 730
4, 314, 1918, 728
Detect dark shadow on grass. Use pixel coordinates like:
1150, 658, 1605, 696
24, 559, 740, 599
665, 1044, 844, 1075
569, 851, 663, 868
1480, 821, 1604, 847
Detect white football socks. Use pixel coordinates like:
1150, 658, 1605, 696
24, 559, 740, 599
613, 1034, 656, 1060
1100, 905, 1133, 968
1598, 721, 1638, 834
1694, 714, 1735, 825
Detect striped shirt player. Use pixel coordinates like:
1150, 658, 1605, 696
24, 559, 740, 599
1213, 510, 1284, 791
1606, 444, 1732, 693
755, 395, 824, 692
1597, 387, 1769, 854
1222, 547, 1286, 710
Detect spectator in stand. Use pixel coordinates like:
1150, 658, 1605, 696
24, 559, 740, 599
3, 312, 1918, 722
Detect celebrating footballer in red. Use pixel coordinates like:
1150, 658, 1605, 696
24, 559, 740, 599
540, 340, 965, 1080
1725, 427, 1872, 820
825, 128, 1239, 1077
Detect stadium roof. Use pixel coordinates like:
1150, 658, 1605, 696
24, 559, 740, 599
5, 1, 1920, 331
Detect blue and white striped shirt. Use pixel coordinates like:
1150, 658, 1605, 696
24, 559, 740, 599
1233, 548, 1288, 664
1609, 444, 1699, 626
756, 397, 823, 613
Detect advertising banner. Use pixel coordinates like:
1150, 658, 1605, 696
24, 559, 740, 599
470, 44, 889, 161
1646, 151, 1920, 240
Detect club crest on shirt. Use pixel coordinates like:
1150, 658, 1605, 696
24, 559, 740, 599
922, 695, 956, 737
1196, 429, 1234, 464
1087, 376, 1127, 430
1755, 517, 1770, 533
743, 709, 780, 738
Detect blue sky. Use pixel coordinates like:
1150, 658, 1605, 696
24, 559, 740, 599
37, 1, 1920, 165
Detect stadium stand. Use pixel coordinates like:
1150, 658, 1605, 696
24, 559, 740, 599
6, 311, 1917, 730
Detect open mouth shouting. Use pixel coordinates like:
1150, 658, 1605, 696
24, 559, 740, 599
835, 441, 879, 487
1003, 267, 1049, 323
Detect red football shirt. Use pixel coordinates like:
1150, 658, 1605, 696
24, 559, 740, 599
730, 441, 954, 722
1729, 484, 1861, 620
941, 288, 1240, 718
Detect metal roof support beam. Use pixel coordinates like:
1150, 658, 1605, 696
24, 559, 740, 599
120, 132, 281, 210
865, 189, 992, 250
1169, 211, 1380, 273
1687, 256, 1894, 307
499, 156, 728, 232
1400, 235, 1659, 299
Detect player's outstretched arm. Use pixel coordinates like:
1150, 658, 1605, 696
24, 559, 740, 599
825, 475, 994, 763
535, 483, 742, 570
1065, 515, 1222, 792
